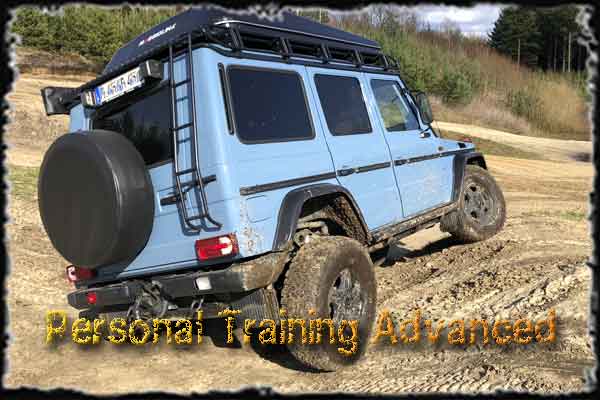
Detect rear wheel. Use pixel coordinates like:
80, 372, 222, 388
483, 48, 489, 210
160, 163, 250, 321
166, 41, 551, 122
281, 236, 376, 371
441, 165, 506, 243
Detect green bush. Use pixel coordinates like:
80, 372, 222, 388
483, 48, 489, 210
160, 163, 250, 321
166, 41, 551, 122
12, 8, 55, 49
437, 68, 474, 105
505, 87, 541, 120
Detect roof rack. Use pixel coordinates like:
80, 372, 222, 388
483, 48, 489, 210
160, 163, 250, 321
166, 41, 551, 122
66, 10, 401, 108
217, 20, 400, 70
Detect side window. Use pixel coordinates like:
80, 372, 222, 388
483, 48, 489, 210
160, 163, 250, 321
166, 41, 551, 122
370, 79, 420, 132
314, 74, 372, 135
227, 67, 314, 143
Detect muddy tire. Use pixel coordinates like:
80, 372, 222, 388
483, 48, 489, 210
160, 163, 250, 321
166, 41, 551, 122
281, 236, 376, 371
441, 165, 506, 243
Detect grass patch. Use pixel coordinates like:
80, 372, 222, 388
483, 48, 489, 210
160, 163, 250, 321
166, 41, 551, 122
560, 210, 587, 221
7, 165, 39, 201
521, 209, 587, 221
438, 129, 543, 160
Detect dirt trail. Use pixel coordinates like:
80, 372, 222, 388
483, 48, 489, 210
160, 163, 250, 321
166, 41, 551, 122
436, 121, 592, 162
4, 73, 595, 394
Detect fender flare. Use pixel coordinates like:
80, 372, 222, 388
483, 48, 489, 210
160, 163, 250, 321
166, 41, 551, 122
452, 151, 487, 202
272, 183, 370, 250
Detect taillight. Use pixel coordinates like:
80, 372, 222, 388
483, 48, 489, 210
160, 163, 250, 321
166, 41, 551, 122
86, 292, 97, 305
66, 265, 95, 283
195, 234, 238, 261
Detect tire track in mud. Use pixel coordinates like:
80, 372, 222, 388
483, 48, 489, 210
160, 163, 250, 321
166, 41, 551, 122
377, 236, 588, 319
310, 229, 593, 395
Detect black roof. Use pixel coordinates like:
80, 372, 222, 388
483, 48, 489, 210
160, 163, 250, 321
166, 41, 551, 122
104, 7, 381, 74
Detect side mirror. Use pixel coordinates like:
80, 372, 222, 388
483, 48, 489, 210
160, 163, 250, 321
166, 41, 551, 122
414, 92, 434, 125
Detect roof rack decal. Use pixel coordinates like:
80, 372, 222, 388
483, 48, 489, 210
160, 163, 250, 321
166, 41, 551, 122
138, 23, 177, 47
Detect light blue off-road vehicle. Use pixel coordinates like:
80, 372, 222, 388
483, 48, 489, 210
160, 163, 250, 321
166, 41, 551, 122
39, 8, 505, 370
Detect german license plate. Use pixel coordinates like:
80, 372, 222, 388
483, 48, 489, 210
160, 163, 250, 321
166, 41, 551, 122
92, 67, 144, 106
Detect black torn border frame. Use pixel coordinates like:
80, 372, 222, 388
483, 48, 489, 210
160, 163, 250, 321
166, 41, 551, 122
0, 0, 598, 399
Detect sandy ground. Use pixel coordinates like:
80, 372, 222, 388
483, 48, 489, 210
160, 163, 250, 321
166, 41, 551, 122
3, 73, 596, 394
435, 121, 592, 162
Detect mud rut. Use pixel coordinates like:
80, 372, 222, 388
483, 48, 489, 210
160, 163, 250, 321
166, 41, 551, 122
4, 76, 595, 394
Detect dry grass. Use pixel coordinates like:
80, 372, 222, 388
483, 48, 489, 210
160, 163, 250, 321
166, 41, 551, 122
415, 34, 591, 141
432, 74, 590, 142
464, 43, 590, 141
431, 94, 534, 136
532, 75, 590, 140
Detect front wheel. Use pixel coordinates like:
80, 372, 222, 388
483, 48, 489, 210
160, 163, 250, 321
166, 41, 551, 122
441, 165, 506, 243
281, 236, 376, 371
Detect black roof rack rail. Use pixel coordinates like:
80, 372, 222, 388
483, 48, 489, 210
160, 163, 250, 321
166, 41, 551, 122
354, 49, 363, 67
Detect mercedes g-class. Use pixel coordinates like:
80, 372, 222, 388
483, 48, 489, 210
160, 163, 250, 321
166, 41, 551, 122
39, 7, 505, 370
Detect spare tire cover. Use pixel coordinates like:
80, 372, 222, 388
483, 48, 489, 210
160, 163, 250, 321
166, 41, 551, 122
38, 130, 155, 269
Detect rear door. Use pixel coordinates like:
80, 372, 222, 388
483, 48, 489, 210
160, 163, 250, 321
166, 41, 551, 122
306, 67, 402, 230
92, 52, 221, 276
364, 75, 454, 217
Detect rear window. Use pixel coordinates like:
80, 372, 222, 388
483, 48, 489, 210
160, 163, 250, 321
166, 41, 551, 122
227, 67, 314, 143
93, 85, 173, 166
314, 74, 372, 135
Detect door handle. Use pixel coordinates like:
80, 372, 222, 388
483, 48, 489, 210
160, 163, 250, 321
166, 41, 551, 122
419, 131, 431, 138
337, 167, 356, 177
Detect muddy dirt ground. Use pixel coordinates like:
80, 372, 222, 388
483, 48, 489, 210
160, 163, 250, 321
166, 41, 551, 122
3, 73, 596, 394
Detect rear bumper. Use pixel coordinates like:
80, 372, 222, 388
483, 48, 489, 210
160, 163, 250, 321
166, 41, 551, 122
68, 252, 286, 311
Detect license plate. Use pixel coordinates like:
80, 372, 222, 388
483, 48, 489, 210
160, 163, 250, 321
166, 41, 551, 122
92, 67, 144, 106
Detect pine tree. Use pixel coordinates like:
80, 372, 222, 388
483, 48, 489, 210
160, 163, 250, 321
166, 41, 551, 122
534, 6, 579, 71
489, 7, 541, 67
490, 5, 582, 71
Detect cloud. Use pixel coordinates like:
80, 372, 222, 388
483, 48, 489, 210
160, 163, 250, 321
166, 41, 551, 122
412, 5, 504, 37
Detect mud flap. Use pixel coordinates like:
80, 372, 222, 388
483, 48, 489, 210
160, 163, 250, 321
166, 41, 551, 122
231, 288, 279, 326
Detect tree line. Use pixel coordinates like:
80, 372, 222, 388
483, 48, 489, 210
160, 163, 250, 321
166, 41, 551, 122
13, 5, 586, 74
488, 6, 586, 72
12, 6, 179, 63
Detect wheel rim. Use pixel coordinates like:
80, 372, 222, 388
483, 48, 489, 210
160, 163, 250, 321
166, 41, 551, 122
463, 179, 496, 226
328, 268, 365, 324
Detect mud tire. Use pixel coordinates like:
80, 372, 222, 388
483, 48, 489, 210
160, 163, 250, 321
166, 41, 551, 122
281, 236, 376, 371
441, 165, 506, 243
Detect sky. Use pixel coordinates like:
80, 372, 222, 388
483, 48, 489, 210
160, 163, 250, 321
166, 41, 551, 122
411, 4, 504, 37
323, 4, 505, 38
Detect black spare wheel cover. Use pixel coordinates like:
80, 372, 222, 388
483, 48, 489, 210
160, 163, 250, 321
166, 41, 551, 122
38, 130, 155, 269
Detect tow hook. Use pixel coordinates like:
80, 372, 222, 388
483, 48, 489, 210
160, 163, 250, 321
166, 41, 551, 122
187, 297, 204, 319
126, 281, 169, 321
